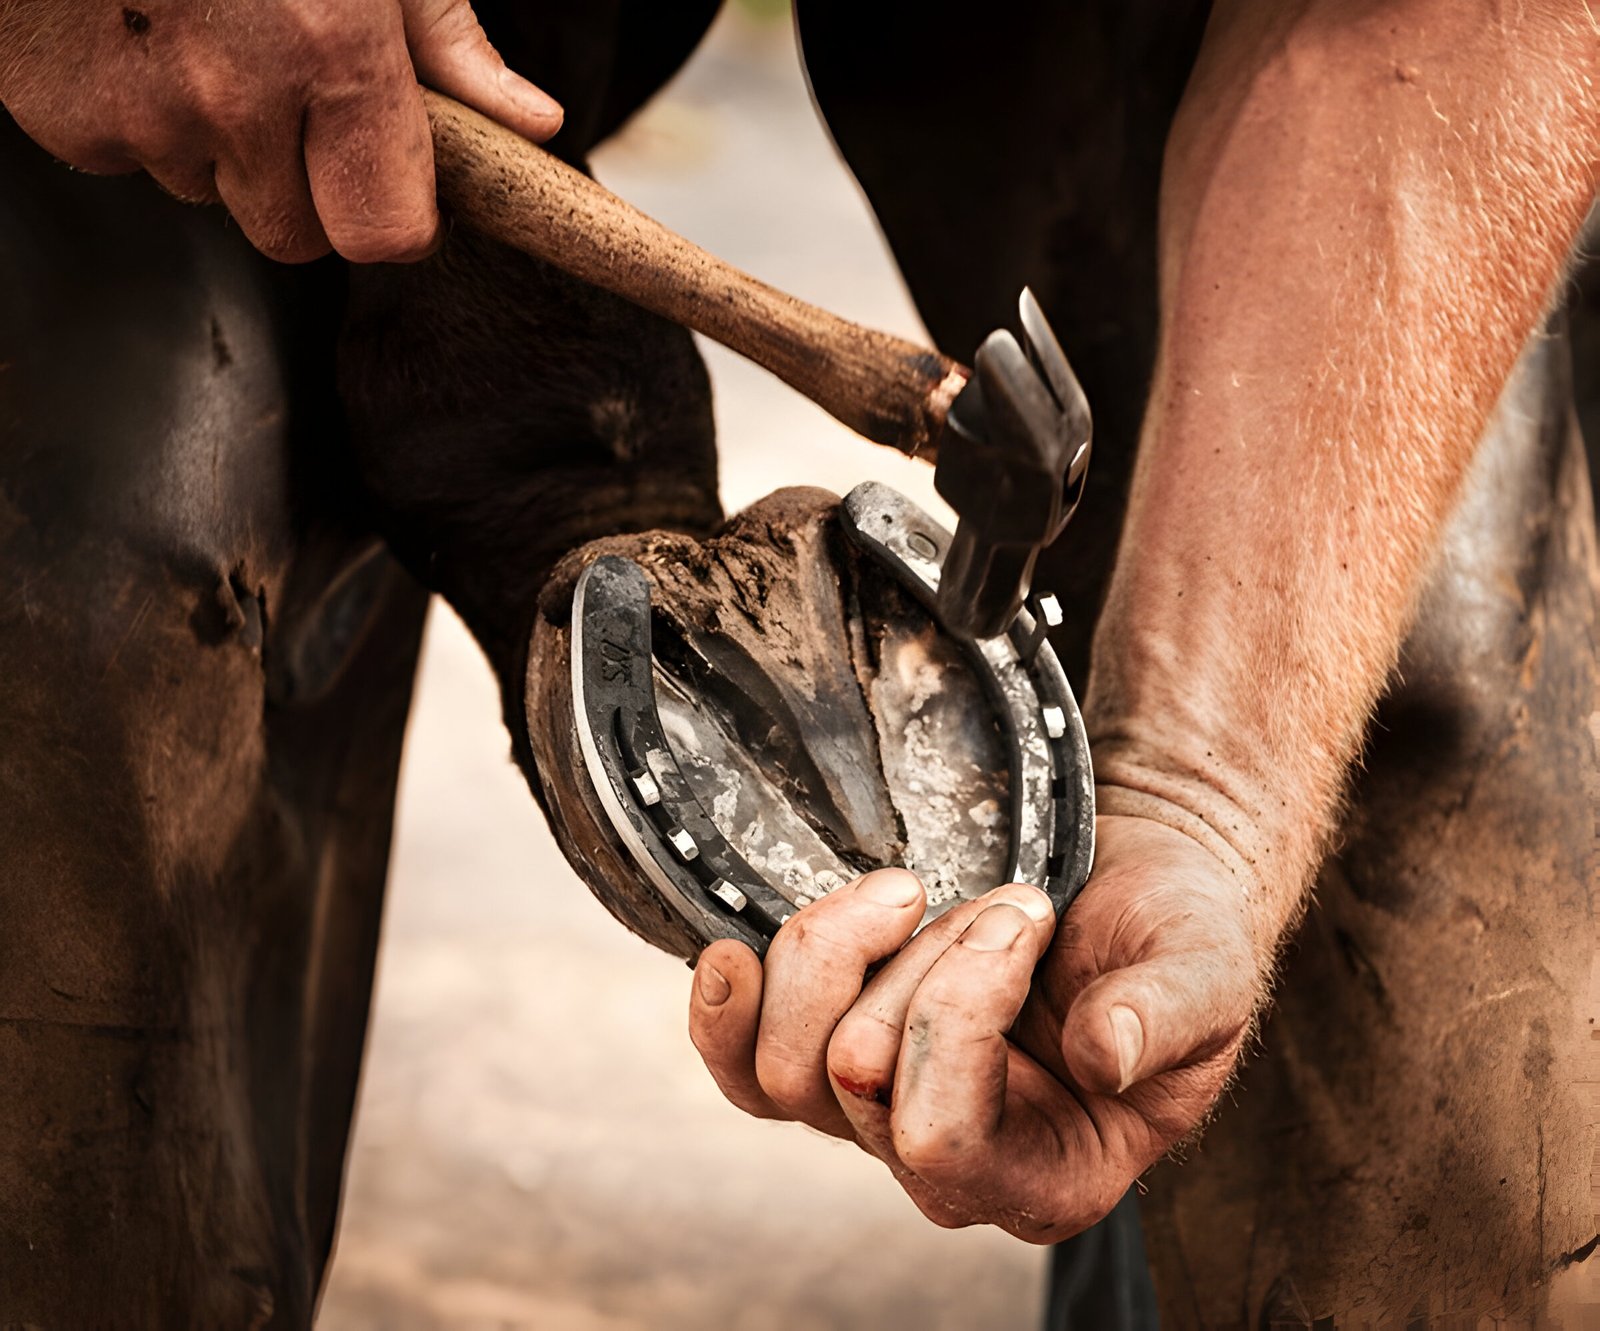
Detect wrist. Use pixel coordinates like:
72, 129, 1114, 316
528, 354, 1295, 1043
1089, 719, 1333, 957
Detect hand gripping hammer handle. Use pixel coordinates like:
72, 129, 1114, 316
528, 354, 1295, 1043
424, 90, 969, 460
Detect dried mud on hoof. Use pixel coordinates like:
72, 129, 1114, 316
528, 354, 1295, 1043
525, 486, 1013, 958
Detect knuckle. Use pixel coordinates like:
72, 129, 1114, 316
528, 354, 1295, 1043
261, 234, 332, 265
911, 968, 985, 1021
761, 920, 804, 969
913, 1197, 974, 1231
753, 1048, 818, 1116
171, 52, 253, 137
251, 220, 330, 264
766, 912, 854, 971
225, 197, 327, 262
25, 114, 135, 173
326, 216, 436, 264
802, 897, 899, 954
286, 0, 376, 64
153, 168, 218, 206
892, 1118, 973, 1178
195, 94, 259, 150
823, 1030, 863, 1081
299, 22, 414, 105
825, 1018, 892, 1091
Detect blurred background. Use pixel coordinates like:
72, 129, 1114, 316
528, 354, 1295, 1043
317, 5, 1047, 1327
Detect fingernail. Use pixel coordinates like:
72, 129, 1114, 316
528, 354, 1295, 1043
697, 964, 730, 1007
1009, 887, 1054, 926
963, 906, 1026, 952
502, 67, 564, 121
1109, 1005, 1144, 1091
859, 870, 923, 909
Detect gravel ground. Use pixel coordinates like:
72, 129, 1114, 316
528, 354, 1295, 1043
316, 9, 1046, 1329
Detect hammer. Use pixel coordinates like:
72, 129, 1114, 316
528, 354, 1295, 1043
424, 91, 1091, 639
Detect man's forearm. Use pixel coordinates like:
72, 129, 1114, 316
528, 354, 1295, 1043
1085, 0, 1599, 953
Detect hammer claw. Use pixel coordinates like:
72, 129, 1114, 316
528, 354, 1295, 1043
933, 291, 1094, 640
1018, 288, 1079, 417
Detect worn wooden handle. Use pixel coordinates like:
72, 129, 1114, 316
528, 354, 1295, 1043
424, 88, 965, 458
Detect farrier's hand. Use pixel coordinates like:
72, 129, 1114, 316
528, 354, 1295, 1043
0, 0, 561, 262
688, 813, 1259, 1240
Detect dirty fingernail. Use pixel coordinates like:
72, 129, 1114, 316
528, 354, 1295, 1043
1008, 886, 1054, 926
963, 906, 1026, 952
1109, 1005, 1144, 1091
697, 964, 731, 1007
859, 870, 923, 908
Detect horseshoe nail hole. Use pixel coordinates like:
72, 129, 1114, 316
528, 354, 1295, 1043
906, 531, 938, 560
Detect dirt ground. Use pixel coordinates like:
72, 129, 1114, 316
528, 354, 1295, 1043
316, 9, 1047, 1329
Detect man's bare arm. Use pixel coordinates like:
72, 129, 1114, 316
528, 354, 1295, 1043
1089, 0, 1600, 956
689, 0, 1600, 1243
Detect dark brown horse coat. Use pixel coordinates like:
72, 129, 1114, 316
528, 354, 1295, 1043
0, 2, 1594, 1325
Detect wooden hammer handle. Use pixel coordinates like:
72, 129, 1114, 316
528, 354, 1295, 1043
424, 89, 965, 458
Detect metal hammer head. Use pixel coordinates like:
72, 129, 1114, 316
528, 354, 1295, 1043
933, 290, 1092, 640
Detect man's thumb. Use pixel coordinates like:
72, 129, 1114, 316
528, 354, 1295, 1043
405, 0, 564, 143
1062, 946, 1253, 1095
